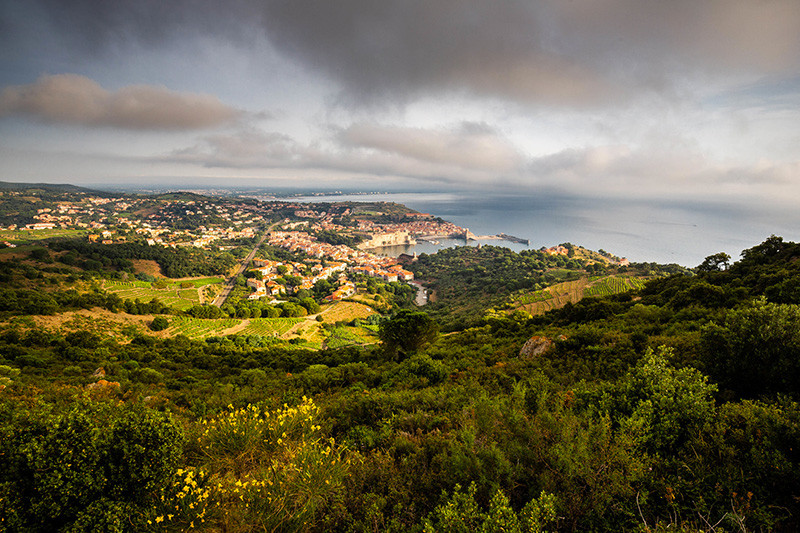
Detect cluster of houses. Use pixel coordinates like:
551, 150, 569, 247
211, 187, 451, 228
245, 257, 356, 301
267, 231, 352, 261
255, 228, 415, 301
268, 230, 413, 280
354, 216, 464, 241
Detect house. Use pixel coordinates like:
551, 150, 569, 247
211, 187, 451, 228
25, 223, 57, 230
266, 280, 282, 295
246, 278, 265, 290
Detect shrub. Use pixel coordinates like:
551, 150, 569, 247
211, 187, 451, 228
150, 316, 169, 331
186, 398, 350, 532
0, 399, 183, 531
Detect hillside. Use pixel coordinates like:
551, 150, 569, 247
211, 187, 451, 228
1, 188, 799, 533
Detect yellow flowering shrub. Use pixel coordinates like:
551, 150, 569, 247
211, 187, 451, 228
176, 397, 351, 532
149, 467, 212, 531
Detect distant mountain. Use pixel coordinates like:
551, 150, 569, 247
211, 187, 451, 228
0, 180, 108, 195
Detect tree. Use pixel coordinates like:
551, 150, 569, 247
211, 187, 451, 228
697, 252, 730, 272
378, 309, 439, 358
700, 298, 800, 398
150, 316, 169, 331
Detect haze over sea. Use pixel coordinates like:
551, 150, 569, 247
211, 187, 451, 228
291, 191, 800, 267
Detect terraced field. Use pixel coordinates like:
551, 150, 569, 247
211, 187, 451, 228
584, 276, 646, 297
515, 279, 589, 315
512, 275, 648, 316
514, 289, 554, 305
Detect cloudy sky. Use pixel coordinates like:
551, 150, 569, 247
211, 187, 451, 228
1, 0, 800, 207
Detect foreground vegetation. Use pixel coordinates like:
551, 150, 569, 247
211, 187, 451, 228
1, 184, 799, 533
1, 236, 799, 531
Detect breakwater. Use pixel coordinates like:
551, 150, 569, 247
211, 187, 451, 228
463, 232, 530, 245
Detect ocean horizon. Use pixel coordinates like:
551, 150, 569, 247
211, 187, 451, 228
285, 191, 800, 267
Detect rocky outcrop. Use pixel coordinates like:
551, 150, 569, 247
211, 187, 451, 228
519, 336, 554, 358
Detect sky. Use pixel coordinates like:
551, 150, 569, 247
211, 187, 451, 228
1, 0, 800, 213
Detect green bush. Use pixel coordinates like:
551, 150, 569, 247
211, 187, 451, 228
150, 316, 169, 331
0, 399, 183, 531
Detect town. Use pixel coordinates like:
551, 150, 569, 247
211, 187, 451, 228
0, 187, 466, 303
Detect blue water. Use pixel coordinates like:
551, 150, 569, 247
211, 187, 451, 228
290, 191, 800, 267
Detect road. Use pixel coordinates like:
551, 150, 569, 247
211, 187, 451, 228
212, 224, 275, 307
408, 280, 428, 306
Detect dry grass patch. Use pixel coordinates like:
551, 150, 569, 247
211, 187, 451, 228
11, 308, 155, 341
318, 301, 376, 324
131, 259, 164, 277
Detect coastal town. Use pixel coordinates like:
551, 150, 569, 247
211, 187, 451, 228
0, 188, 469, 301
0, 187, 632, 305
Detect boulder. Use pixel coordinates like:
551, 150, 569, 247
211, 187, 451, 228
519, 336, 554, 358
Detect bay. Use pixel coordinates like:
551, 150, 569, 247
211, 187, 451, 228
290, 191, 800, 267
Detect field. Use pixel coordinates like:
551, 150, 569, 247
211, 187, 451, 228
514, 279, 589, 315
511, 275, 648, 316
584, 276, 646, 297
318, 301, 377, 323
130, 259, 163, 277
513, 289, 554, 305
161, 314, 377, 348
237, 318, 305, 337
103, 279, 223, 309
323, 326, 379, 349
0, 228, 86, 243
166, 317, 243, 338
13, 309, 152, 341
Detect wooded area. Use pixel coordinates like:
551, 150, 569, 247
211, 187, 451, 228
1, 236, 800, 531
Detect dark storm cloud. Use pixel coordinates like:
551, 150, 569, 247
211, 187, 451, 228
0, 74, 241, 130
256, 0, 611, 105
254, 0, 800, 105
7, 1, 800, 108
3, 0, 253, 50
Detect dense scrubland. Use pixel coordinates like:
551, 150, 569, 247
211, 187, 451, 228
2, 229, 800, 532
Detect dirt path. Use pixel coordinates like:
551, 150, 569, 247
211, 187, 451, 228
280, 309, 332, 339
220, 319, 250, 336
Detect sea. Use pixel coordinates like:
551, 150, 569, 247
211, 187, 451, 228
285, 191, 800, 268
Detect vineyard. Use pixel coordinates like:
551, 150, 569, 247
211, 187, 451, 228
513, 289, 554, 305
166, 317, 241, 338
323, 326, 379, 349
318, 301, 377, 323
237, 318, 304, 337
511, 275, 648, 316
103, 279, 221, 309
0, 228, 86, 244
584, 276, 646, 297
